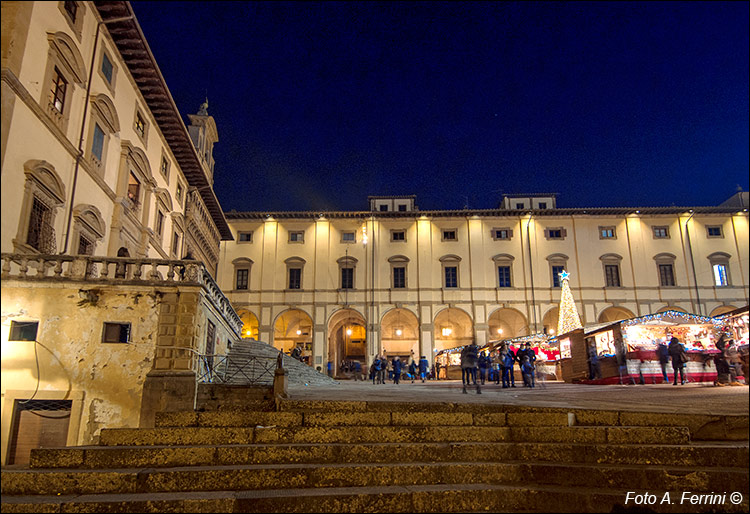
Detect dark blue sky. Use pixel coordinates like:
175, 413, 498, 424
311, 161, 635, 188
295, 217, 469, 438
131, 1, 748, 212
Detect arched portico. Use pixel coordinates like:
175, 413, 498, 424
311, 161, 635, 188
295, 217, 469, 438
327, 308, 366, 375
273, 309, 313, 362
433, 307, 473, 352
598, 306, 635, 323
380, 308, 419, 361
487, 307, 530, 341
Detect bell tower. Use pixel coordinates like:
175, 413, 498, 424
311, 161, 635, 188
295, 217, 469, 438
187, 98, 219, 184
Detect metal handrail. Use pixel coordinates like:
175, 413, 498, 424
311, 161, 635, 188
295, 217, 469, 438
157, 345, 282, 385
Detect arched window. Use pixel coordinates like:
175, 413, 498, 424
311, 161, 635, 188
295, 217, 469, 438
707, 252, 732, 287
86, 94, 120, 172
337, 255, 358, 290
232, 257, 253, 291
653, 253, 677, 287
600, 253, 623, 288
546, 253, 569, 288
492, 254, 515, 288
439, 254, 461, 288
42, 32, 86, 132
71, 204, 105, 256
285, 257, 305, 290
14, 160, 66, 254
388, 255, 410, 289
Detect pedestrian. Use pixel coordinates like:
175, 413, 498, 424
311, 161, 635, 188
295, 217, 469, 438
392, 356, 402, 384
668, 336, 687, 385
724, 339, 745, 386
371, 356, 381, 384
478, 351, 490, 385
327, 361, 333, 378
353, 360, 362, 381
587, 341, 601, 380
461, 341, 481, 394
657, 340, 670, 383
521, 355, 535, 387
408, 359, 417, 383
435, 361, 441, 380
492, 351, 501, 385
378, 355, 387, 384
507, 344, 517, 388
418, 355, 429, 383
501, 343, 514, 388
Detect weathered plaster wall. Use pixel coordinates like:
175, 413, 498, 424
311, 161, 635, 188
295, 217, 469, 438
1, 281, 160, 461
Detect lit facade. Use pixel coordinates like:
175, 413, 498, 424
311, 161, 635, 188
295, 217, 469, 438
1, 1, 239, 464
220, 194, 749, 371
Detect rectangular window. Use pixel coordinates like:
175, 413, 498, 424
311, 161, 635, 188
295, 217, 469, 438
64, 1, 77, 21
50, 67, 67, 113
492, 228, 511, 240
516, 203, 524, 209
341, 231, 355, 242
135, 112, 145, 138
102, 322, 130, 343
552, 265, 565, 287
600, 227, 615, 239
653, 226, 669, 239
548, 229, 563, 239
236, 269, 249, 290
172, 232, 180, 255
92, 123, 105, 161
156, 210, 164, 236
444, 266, 458, 288
9, 321, 39, 341
128, 173, 141, 206
288, 268, 301, 289
160, 156, 169, 179
27, 196, 51, 251
176, 183, 183, 204
101, 52, 113, 84
391, 230, 405, 241
659, 264, 675, 287
538, 202, 547, 210
398, 204, 407, 212
341, 267, 354, 289
393, 267, 406, 288
77, 234, 93, 256
605, 264, 621, 287
713, 264, 728, 286
442, 230, 457, 241
379, 204, 388, 212
238, 231, 253, 242
707, 226, 722, 238
289, 231, 304, 243
498, 266, 511, 288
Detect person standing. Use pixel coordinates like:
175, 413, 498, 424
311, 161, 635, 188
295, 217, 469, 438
461, 341, 481, 394
588, 342, 601, 380
392, 356, 402, 384
418, 355, 429, 383
657, 340, 670, 383
435, 361, 441, 380
668, 336, 687, 385
501, 343, 514, 388
507, 344, 517, 387
478, 351, 490, 385
408, 359, 417, 383
371, 356, 381, 384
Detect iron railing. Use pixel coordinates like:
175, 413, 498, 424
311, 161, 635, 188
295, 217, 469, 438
196, 352, 281, 386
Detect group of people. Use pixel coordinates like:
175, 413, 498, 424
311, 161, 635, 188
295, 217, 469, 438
370, 355, 431, 385
459, 341, 539, 394
654, 332, 747, 386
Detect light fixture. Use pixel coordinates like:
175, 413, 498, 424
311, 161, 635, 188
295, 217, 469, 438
296, 329, 302, 336
549, 328, 555, 335
497, 328, 503, 335
395, 328, 403, 337
442, 327, 452, 337
346, 328, 352, 336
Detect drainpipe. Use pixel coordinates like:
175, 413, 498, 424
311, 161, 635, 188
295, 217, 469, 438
60, 13, 135, 254
684, 211, 702, 315
526, 213, 537, 331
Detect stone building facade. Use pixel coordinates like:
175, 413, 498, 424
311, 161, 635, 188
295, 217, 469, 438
220, 194, 749, 372
1, 1, 239, 464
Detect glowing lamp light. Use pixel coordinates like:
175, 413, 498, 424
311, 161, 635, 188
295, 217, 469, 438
441, 327, 452, 337
497, 328, 503, 335
549, 329, 555, 335
395, 329, 403, 336
296, 329, 302, 336
346, 328, 352, 336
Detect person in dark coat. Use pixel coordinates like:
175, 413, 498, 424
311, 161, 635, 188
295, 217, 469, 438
392, 356, 402, 384
408, 359, 417, 383
588, 342, 602, 380
371, 357, 381, 384
418, 355, 429, 382
668, 336, 687, 385
507, 344, 517, 387
657, 341, 670, 383
461, 341, 481, 394
501, 343, 514, 388
478, 351, 491, 385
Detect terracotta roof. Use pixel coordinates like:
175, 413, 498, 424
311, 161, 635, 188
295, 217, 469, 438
94, 1, 233, 240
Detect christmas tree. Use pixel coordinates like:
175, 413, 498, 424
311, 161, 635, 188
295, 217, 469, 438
557, 270, 583, 335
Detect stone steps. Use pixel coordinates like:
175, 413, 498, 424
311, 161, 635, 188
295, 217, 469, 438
28, 441, 749, 470
3, 460, 746, 496
4, 483, 747, 514
97, 424, 692, 446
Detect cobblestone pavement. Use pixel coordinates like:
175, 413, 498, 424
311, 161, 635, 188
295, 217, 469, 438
287, 379, 750, 416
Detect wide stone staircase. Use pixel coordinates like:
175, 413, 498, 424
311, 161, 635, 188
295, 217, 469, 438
221, 339, 337, 388
2, 400, 748, 513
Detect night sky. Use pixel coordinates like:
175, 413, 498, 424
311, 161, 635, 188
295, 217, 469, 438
130, 1, 749, 212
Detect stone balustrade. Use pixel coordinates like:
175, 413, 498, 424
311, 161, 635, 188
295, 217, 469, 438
1, 252, 243, 336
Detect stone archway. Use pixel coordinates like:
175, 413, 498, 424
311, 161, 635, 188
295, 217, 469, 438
598, 306, 635, 324
433, 307, 473, 352
273, 309, 313, 362
710, 305, 738, 317
327, 308, 366, 376
236, 309, 259, 339
487, 307, 530, 341
542, 307, 559, 336
381, 308, 419, 361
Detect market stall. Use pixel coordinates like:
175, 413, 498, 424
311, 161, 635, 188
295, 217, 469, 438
716, 306, 749, 380
558, 311, 725, 384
